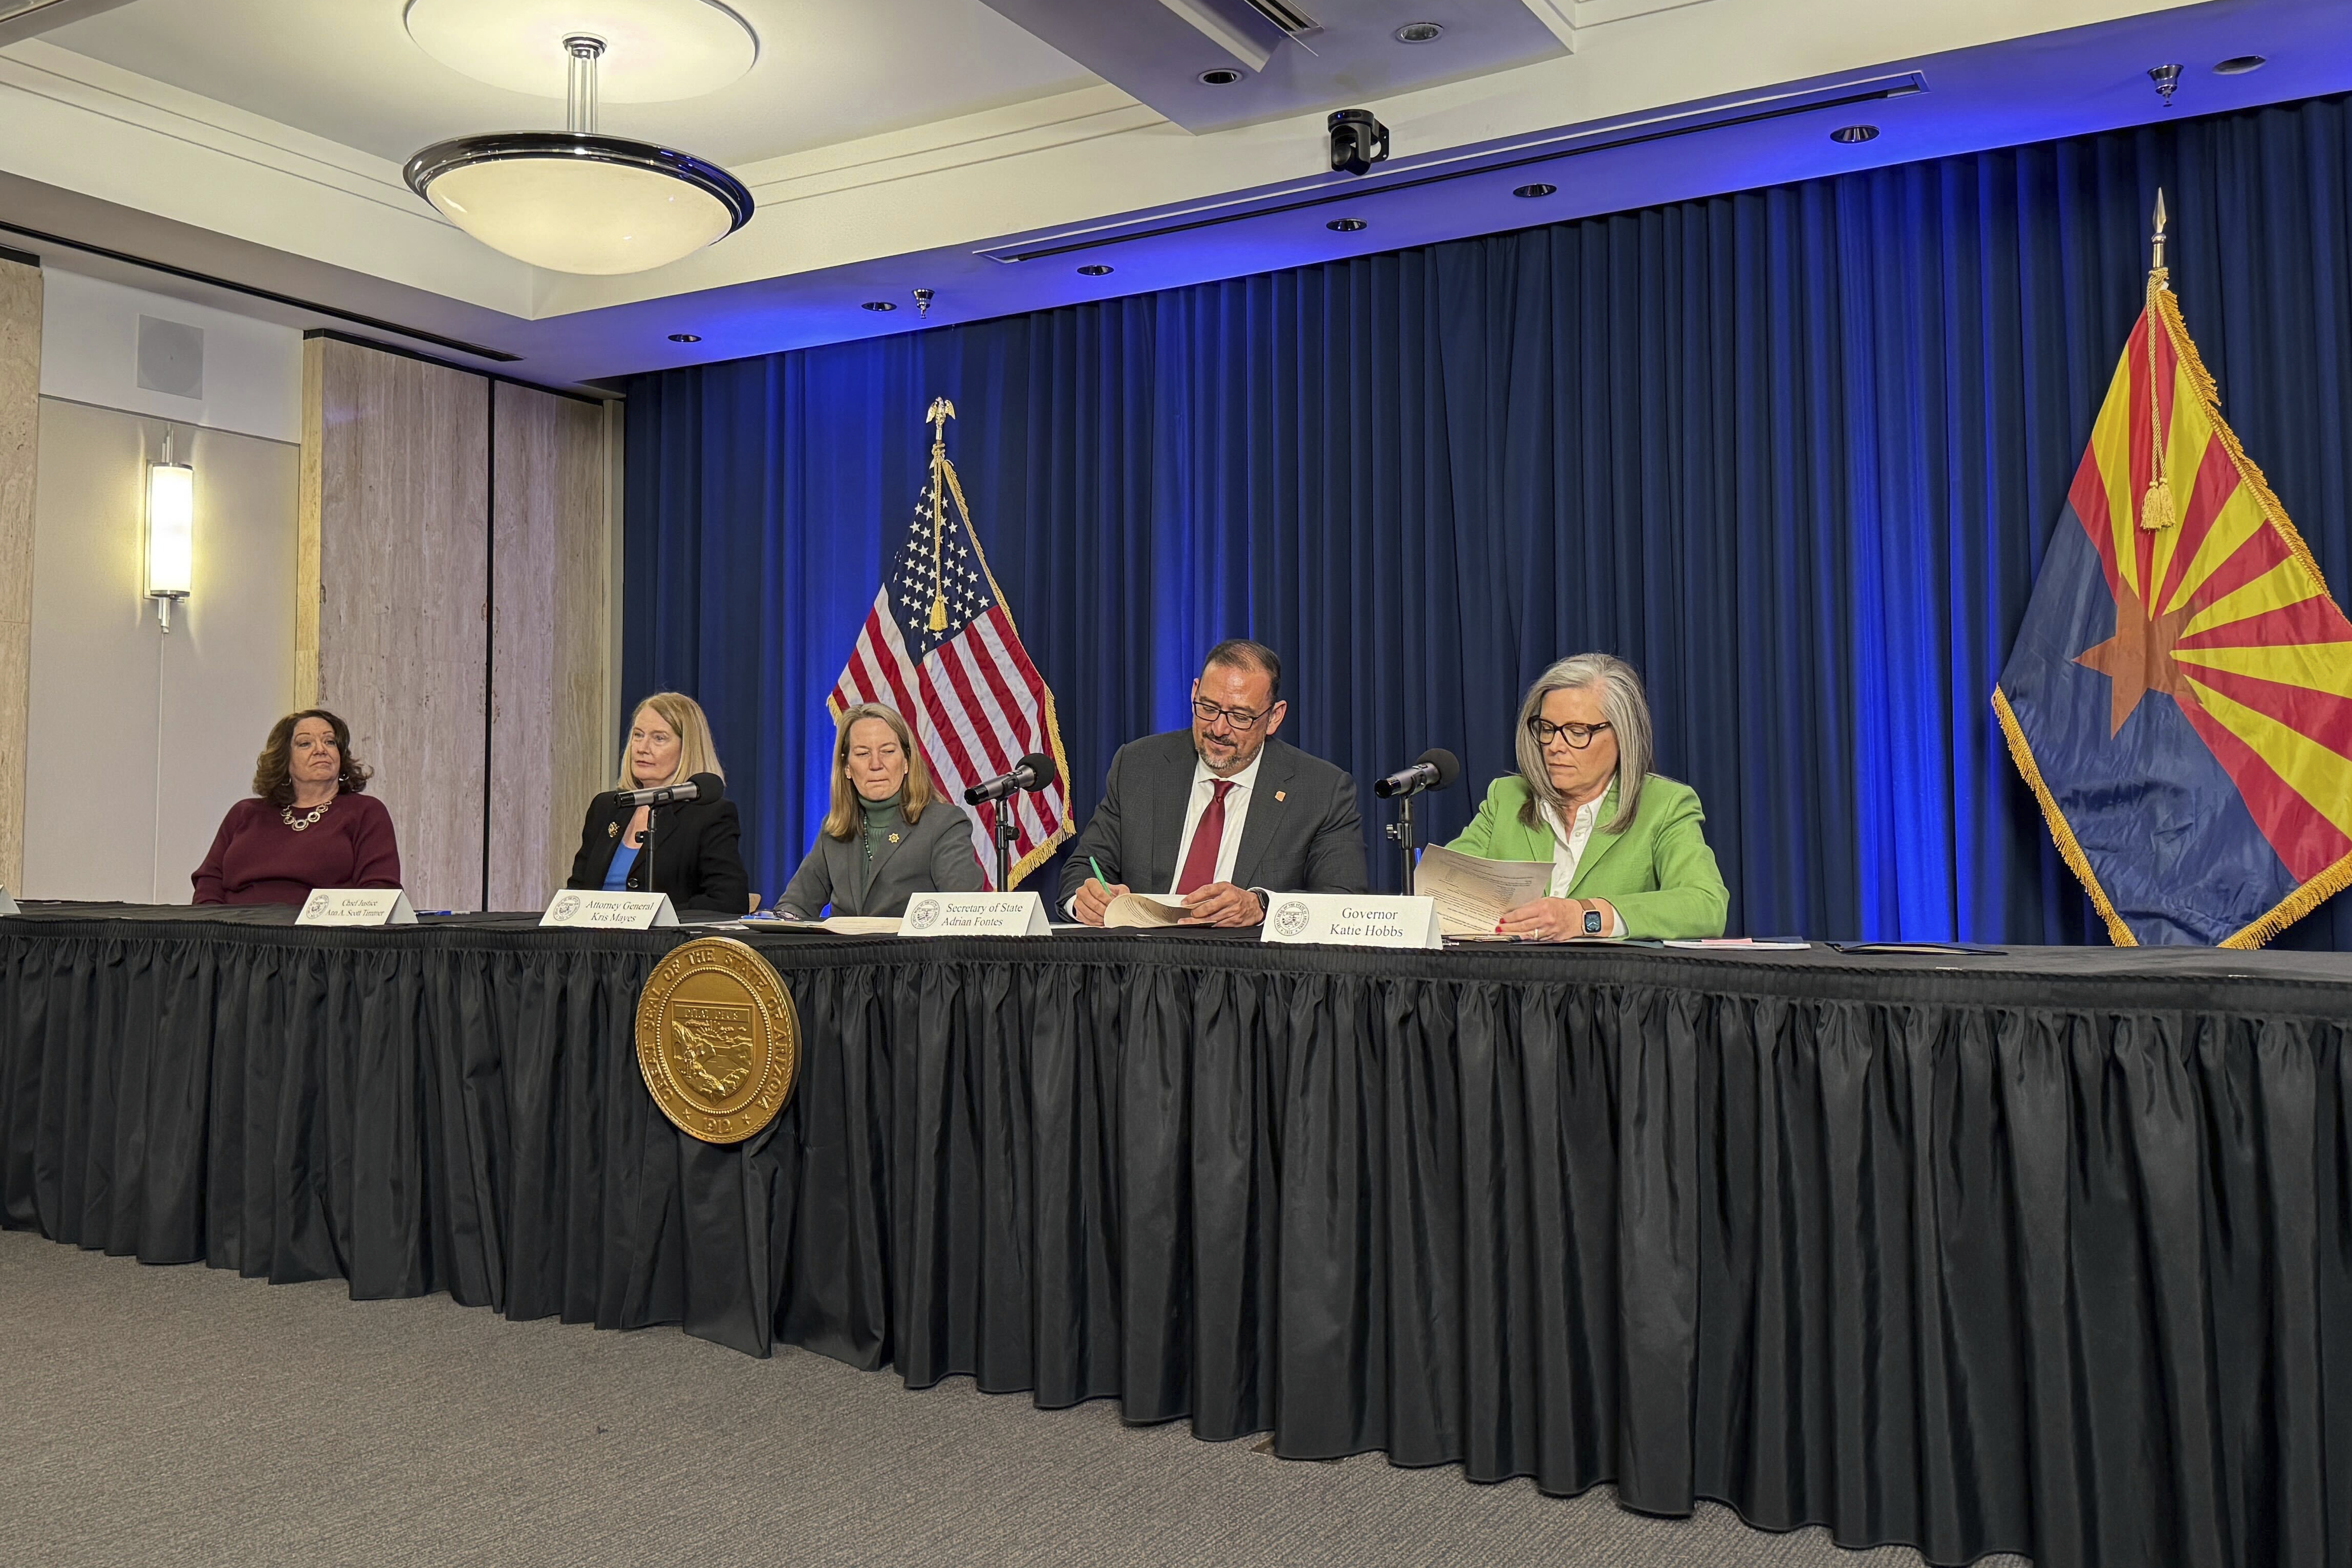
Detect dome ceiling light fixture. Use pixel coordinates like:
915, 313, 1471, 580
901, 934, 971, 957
403, 3, 757, 275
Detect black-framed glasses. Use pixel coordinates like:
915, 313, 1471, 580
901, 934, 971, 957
1527, 717, 1611, 749
1192, 698, 1270, 731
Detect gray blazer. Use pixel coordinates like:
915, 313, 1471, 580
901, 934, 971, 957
1055, 731, 1369, 907
775, 799, 985, 918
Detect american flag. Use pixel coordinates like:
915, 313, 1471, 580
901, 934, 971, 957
828, 466, 1071, 889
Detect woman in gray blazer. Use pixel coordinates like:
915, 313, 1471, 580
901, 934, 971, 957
774, 703, 986, 918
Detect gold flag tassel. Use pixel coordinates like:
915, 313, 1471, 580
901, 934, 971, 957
925, 397, 955, 631
2140, 190, 2178, 532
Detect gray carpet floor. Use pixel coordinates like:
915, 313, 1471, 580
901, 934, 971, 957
1, 1229, 2030, 1568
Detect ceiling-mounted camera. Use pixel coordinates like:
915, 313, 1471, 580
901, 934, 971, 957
1328, 108, 1390, 177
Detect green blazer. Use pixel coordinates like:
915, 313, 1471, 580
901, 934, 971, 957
1444, 774, 1730, 940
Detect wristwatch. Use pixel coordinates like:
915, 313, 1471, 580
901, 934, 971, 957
1583, 908, 1604, 935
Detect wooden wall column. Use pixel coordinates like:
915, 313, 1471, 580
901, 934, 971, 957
299, 335, 610, 913
490, 381, 612, 908
0, 252, 40, 894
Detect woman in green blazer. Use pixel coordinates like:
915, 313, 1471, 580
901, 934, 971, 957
1447, 653, 1729, 940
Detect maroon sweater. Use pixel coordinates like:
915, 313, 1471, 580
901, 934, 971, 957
191, 794, 403, 906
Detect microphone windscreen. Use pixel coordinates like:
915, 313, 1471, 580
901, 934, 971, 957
1017, 751, 1058, 789
687, 772, 726, 805
1419, 748, 1462, 788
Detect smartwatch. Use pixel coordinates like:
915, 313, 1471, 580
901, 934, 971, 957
1583, 908, 1604, 935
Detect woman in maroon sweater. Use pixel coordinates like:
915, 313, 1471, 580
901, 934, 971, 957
192, 709, 402, 905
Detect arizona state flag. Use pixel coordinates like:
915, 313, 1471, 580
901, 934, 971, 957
1995, 267, 2352, 947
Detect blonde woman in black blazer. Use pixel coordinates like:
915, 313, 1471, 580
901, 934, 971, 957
567, 691, 750, 914
774, 703, 983, 919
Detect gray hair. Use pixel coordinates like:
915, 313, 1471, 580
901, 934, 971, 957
1512, 653, 1653, 836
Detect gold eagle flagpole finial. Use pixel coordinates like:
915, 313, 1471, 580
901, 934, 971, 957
2140, 188, 2179, 532
924, 398, 956, 631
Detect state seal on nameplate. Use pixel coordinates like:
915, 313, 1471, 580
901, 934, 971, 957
635, 937, 800, 1144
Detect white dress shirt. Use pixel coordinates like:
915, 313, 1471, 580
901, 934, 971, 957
1065, 747, 1267, 918
1167, 749, 1264, 894
1543, 794, 1628, 937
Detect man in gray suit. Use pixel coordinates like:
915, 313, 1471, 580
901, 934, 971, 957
1062, 640, 1368, 927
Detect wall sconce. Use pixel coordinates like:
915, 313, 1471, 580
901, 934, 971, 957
146, 427, 193, 631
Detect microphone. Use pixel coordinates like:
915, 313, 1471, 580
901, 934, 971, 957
616, 772, 724, 809
964, 752, 1058, 805
1373, 748, 1461, 799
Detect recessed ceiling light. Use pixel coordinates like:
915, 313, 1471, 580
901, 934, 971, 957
1395, 21, 1443, 43
667, 333, 701, 343
862, 300, 896, 312
1199, 68, 1243, 85
1829, 124, 1880, 144
1513, 183, 1557, 199
2214, 54, 2267, 74
1077, 264, 1113, 275
1327, 217, 1367, 232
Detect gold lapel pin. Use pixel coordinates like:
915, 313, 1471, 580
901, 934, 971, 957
607, 822, 619, 838
1275, 790, 1287, 802
888, 832, 901, 843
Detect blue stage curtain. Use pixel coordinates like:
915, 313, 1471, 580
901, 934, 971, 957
623, 93, 2352, 946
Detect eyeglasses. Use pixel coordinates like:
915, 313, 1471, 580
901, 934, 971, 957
1192, 699, 1271, 731
1527, 717, 1612, 749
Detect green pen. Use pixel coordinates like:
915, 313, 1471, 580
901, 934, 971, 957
1089, 855, 1109, 887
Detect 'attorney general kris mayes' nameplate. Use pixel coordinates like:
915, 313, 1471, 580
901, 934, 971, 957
542, 890, 678, 929
1261, 894, 1442, 951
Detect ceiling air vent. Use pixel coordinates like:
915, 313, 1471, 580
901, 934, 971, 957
1239, 0, 1323, 39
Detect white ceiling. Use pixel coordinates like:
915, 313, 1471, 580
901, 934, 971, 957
2, 0, 2336, 393
40, 0, 1097, 166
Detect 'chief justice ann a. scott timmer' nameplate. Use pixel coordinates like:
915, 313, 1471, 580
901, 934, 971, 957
635, 937, 800, 1144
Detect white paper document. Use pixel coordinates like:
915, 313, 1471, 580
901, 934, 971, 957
1103, 892, 1190, 929
1413, 844, 1553, 937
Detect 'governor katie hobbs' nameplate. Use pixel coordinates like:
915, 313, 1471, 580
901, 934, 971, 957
1261, 894, 1442, 951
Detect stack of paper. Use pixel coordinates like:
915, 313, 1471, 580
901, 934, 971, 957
1414, 844, 1552, 938
1103, 893, 1190, 929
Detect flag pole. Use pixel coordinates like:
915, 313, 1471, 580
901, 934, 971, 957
925, 397, 955, 631
2140, 190, 2178, 532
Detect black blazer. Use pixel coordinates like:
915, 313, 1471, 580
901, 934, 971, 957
1055, 731, 1369, 907
774, 799, 985, 919
567, 792, 752, 914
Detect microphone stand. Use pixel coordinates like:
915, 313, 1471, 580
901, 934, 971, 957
991, 798, 1018, 892
1384, 791, 1419, 897
643, 798, 661, 902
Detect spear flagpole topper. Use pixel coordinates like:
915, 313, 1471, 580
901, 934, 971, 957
925, 398, 956, 631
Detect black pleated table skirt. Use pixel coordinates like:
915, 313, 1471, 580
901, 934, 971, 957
4, 905, 2345, 1568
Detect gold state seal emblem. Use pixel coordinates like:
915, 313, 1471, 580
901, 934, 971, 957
635, 937, 799, 1144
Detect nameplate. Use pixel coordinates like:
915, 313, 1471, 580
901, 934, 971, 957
0, 885, 18, 916
899, 892, 1050, 938
298, 888, 417, 927
1261, 894, 1442, 950
540, 890, 678, 929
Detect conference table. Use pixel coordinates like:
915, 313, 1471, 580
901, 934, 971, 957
2, 903, 2344, 1568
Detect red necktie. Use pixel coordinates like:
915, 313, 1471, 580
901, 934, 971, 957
1175, 780, 1235, 895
